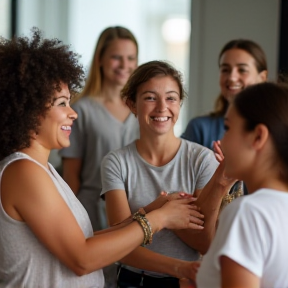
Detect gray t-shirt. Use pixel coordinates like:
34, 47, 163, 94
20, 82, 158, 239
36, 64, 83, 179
59, 96, 139, 230
0, 152, 104, 288
101, 139, 218, 277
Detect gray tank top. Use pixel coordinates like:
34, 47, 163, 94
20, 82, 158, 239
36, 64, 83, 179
0, 152, 104, 288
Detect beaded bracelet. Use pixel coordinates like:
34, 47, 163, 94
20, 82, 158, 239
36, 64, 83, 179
221, 181, 243, 208
132, 211, 153, 246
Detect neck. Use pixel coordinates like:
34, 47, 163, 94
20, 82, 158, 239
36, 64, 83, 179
99, 81, 123, 102
20, 143, 50, 168
136, 134, 181, 166
245, 176, 288, 194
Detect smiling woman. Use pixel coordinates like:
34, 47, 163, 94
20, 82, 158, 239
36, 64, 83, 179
100, 60, 237, 288
0, 28, 203, 288
39, 83, 77, 150
181, 39, 268, 150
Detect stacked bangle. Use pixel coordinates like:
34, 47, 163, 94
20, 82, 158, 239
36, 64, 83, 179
221, 181, 243, 208
132, 210, 153, 246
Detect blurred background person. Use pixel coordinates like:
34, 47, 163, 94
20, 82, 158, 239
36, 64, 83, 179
181, 39, 268, 150
59, 26, 139, 232
59, 26, 139, 288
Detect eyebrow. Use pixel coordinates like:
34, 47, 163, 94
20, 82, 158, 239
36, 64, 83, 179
51, 95, 71, 104
140, 90, 179, 96
220, 63, 249, 68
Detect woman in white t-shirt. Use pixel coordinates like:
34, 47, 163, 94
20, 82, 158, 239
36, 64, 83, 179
196, 82, 288, 288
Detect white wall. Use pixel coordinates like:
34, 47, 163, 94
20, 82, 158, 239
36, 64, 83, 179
15, 0, 281, 131
187, 0, 280, 122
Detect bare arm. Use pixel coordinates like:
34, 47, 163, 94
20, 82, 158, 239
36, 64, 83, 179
105, 189, 201, 280
2, 160, 196, 276
62, 157, 82, 195
220, 256, 260, 288
173, 160, 236, 254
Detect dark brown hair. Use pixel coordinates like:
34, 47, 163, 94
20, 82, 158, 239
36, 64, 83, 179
234, 82, 288, 178
211, 39, 267, 117
121, 60, 186, 105
0, 27, 85, 160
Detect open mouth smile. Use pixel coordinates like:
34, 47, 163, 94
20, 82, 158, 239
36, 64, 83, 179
150, 116, 170, 122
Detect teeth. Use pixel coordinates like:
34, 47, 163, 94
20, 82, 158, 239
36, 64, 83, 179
151, 117, 168, 122
229, 86, 241, 90
61, 126, 71, 131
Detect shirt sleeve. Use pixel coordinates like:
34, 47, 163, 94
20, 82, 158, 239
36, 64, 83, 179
211, 200, 268, 277
100, 151, 126, 196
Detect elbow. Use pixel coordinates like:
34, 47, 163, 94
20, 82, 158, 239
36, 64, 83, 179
198, 246, 209, 255
68, 256, 99, 276
197, 236, 213, 255
70, 262, 91, 276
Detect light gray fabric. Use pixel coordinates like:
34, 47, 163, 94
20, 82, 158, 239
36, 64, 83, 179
59, 97, 139, 231
0, 152, 104, 288
101, 139, 219, 277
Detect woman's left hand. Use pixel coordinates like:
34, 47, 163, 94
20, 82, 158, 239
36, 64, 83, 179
177, 261, 200, 285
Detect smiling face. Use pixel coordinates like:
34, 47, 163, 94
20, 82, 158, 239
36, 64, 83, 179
36, 82, 77, 150
130, 75, 181, 137
100, 38, 137, 87
221, 104, 255, 180
219, 48, 267, 103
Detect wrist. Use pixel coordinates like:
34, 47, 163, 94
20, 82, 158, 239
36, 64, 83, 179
143, 194, 169, 213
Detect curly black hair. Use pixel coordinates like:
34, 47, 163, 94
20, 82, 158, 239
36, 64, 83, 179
0, 27, 85, 160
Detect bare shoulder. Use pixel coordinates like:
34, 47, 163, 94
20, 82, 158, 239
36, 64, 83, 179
1, 159, 63, 221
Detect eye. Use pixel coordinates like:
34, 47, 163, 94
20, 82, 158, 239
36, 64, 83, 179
58, 101, 67, 107
128, 56, 137, 61
51, 97, 70, 107
239, 68, 248, 74
220, 68, 230, 73
111, 55, 121, 60
224, 124, 229, 131
145, 96, 156, 101
167, 96, 178, 101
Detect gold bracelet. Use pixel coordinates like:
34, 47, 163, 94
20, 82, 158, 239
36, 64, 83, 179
132, 212, 153, 246
221, 181, 243, 207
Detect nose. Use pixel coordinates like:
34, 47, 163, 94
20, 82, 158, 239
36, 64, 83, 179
228, 68, 239, 81
119, 57, 127, 68
68, 106, 77, 120
156, 98, 167, 113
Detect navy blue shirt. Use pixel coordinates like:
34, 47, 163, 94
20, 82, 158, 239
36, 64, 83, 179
181, 115, 225, 150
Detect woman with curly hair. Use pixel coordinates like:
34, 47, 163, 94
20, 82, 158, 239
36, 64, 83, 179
0, 28, 203, 287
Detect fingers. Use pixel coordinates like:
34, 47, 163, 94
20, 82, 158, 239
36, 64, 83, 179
190, 216, 204, 227
214, 153, 223, 163
160, 191, 168, 196
213, 140, 224, 161
190, 209, 204, 220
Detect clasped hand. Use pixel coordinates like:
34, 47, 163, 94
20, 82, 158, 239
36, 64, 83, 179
145, 191, 204, 231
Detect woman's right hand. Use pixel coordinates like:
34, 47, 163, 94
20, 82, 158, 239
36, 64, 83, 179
148, 198, 204, 232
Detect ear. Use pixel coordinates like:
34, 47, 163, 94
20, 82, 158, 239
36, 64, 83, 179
252, 124, 269, 151
259, 70, 268, 82
126, 99, 137, 115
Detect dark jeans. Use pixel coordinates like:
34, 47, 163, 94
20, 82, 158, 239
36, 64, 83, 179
117, 267, 180, 288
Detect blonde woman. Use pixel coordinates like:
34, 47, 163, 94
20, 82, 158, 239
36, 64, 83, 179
60, 26, 139, 231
